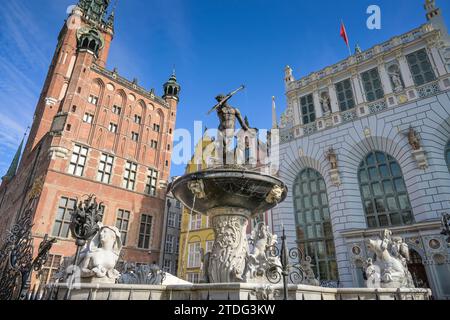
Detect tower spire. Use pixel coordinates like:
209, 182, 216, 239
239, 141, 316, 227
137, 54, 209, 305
424, 0, 449, 40
2, 128, 28, 182
272, 96, 278, 129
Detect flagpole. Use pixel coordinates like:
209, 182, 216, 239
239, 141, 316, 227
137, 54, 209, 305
341, 19, 352, 57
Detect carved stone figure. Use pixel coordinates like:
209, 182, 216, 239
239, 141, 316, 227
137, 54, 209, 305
118, 263, 166, 285
407, 127, 421, 150
207, 209, 250, 283
301, 256, 320, 286
326, 148, 338, 170
365, 229, 415, 289
188, 179, 206, 199
320, 91, 332, 114
265, 185, 284, 204
77, 225, 123, 284
247, 223, 282, 282
364, 258, 381, 288
388, 67, 404, 93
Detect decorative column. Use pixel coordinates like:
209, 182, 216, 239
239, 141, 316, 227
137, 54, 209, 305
350, 69, 365, 105
396, 50, 415, 88
291, 96, 302, 127
427, 37, 447, 77
327, 80, 340, 113
207, 207, 250, 283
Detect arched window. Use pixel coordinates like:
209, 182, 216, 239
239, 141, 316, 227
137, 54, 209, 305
445, 140, 450, 171
358, 151, 414, 228
293, 168, 337, 281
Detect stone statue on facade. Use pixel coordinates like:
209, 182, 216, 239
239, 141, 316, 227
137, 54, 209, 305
326, 148, 338, 170
388, 65, 404, 93
320, 91, 332, 115
407, 127, 421, 150
365, 229, 415, 288
77, 224, 123, 284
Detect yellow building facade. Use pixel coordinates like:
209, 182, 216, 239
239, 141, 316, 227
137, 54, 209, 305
177, 135, 215, 282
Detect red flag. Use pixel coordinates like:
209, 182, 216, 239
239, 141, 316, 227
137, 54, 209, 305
340, 21, 349, 46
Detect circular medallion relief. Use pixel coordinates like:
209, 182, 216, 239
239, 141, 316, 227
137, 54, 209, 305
352, 246, 361, 256
429, 239, 441, 250
106, 83, 115, 91
128, 94, 136, 102
433, 254, 446, 265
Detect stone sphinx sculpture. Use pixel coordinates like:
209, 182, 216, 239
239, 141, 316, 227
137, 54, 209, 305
58, 224, 122, 284
365, 230, 415, 289
64, 224, 123, 284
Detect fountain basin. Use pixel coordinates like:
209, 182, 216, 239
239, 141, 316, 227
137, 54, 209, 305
169, 168, 288, 216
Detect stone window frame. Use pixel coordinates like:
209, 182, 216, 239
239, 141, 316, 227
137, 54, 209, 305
52, 197, 76, 238
123, 161, 137, 191
97, 153, 114, 184
358, 151, 415, 228
138, 214, 153, 249
134, 114, 142, 125
88, 95, 99, 106
335, 78, 356, 112
68, 144, 88, 177
361, 67, 385, 102
144, 168, 159, 196
187, 242, 202, 268
406, 48, 436, 87
83, 113, 94, 124
300, 94, 316, 125
131, 131, 139, 142
108, 122, 118, 133
190, 214, 202, 231
112, 105, 122, 115
116, 209, 130, 245
165, 234, 175, 254
293, 168, 338, 281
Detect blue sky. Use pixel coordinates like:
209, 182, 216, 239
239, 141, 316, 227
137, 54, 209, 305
0, 0, 449, 178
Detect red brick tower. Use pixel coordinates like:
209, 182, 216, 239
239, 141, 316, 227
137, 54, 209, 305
0, 1, 180, 285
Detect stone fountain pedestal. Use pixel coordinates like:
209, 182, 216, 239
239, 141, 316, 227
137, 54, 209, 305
169, 167, 287, 284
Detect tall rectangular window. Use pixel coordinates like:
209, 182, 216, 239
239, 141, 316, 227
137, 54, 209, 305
165, 234, 174, 253
175, 237, 180, 254
98, 205, 105, 223
206, 240, 214, 253
145, 168, 158, 196
39, 254, 62, 284
335, 79, 355, 111
108, 123, 118, 133
151, 140, 158, 149
187, 242, 201, 268
163, 259, 172, 273
112, 105, 122, 115
97, 153, 114, 184
116, 209, 130, 245
190, 214, 202, 230
52, 197, 76, 238
361, 68, 384, 102
131, 132, 139, 142
300, 94, 316, 125
83, 113, 94, 124
406, 48, 436, 86
123, 161, 137, 191
153, 124, 161, 132
68, 145, 88, 177
138, 214, 153, 249
187, 273, 200, 283
168, 212, 176, 228
134, 115, 142, 124
88, 95, 99, 105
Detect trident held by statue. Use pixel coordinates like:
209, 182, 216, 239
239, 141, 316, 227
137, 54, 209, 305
207, 85, 245, 115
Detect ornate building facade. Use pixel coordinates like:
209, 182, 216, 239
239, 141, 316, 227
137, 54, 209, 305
273, 0, 450, 299
0, 1, 180, 284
